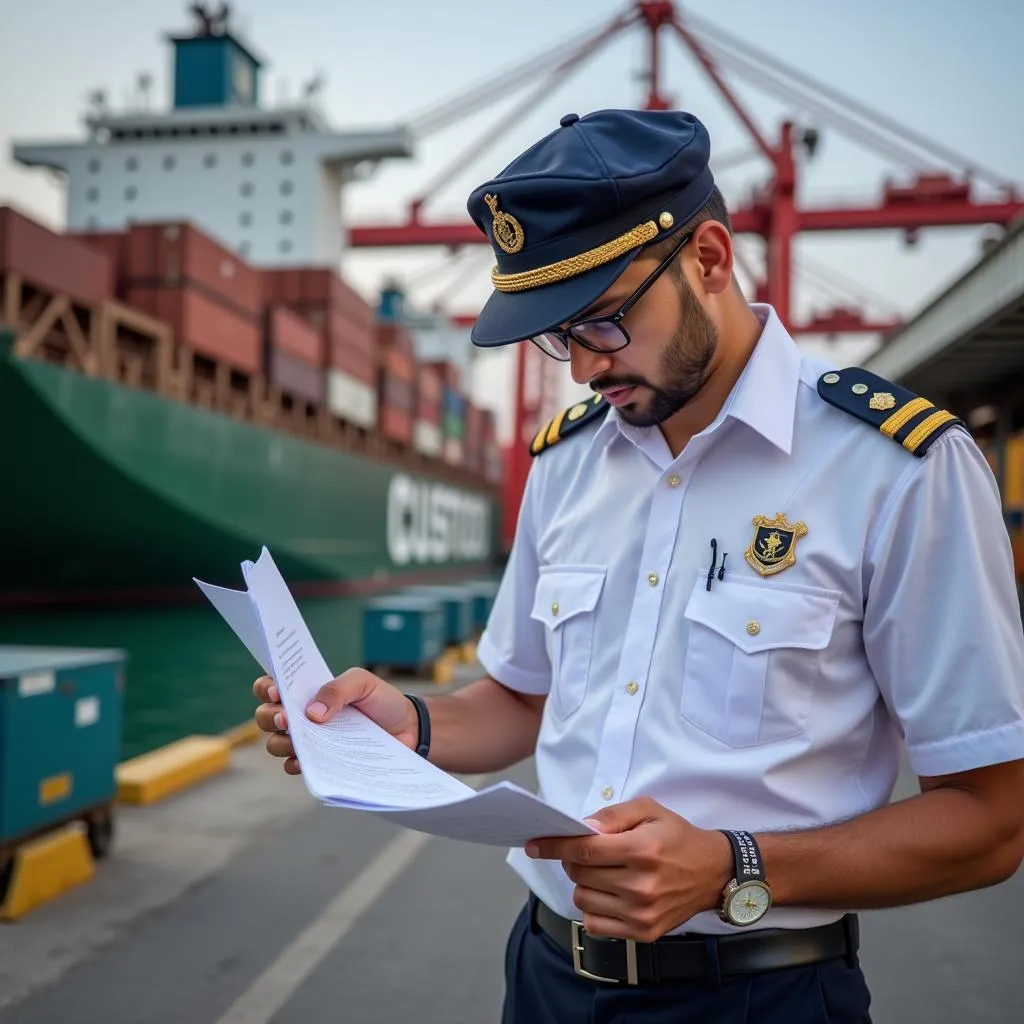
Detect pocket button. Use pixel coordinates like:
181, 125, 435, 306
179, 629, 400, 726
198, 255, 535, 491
746, 621, 761, 636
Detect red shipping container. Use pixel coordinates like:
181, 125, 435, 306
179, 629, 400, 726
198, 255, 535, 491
381, 405, 413, 445
384, 346, 415, 383
267, 347, 324, 404
376, 321, 415, 358
330, 340, 377, 384
265, 305, 324, 365
465, 404, 486, 453
0, 207, 113, 306
126, 285, 261, 373
65, 229, 129, 298
422, 359, 461, 392
380, 372, 414, 413
417, 393, 443, 426
126, 222, 262, 319
262, 267, 375, 332
418, 365, 442, 405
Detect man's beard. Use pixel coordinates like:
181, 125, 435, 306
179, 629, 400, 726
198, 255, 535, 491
594, 278, 718, 428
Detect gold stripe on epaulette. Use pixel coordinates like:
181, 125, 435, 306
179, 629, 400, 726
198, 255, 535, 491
492, 220, 660, 293
545, 408, 568, 447
530, 423, 549, 454
904, 409, 956, 453
880, 397, 933, 438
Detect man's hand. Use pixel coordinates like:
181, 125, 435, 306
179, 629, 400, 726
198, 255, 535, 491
252, 668, 420, 775
525, 797, 733, 942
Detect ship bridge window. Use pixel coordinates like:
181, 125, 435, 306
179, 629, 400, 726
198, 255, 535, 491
125, 186, 138, 201
279, 210, 293, 225
87, 158, 100, 173
86, 187, 99, 202
163, 155, 176, 170
240, 212, 252, 227
279, 239, 293, 254
281, 150, 294, 165
242, 152, 255, 166
279, 180, 294, 196
240, 182, 254, 197
126, 156, 138, 171
203, 153, 217, 168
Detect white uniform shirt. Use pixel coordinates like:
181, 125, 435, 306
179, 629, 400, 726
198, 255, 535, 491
476, 304, 1024, 936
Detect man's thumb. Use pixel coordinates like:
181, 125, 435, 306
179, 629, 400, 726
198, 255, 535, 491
583, 797, 657, 835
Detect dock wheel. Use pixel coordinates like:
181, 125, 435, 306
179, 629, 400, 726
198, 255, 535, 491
86, 807, 115, 860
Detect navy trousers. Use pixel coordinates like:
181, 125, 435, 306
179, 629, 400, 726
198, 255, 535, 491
500, 901, 873, 1024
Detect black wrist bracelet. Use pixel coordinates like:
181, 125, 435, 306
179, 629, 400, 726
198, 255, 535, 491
719, 829, 766, 883
404, 693, 431, 759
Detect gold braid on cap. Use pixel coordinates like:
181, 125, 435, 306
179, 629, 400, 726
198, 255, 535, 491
491, 220, 661, 293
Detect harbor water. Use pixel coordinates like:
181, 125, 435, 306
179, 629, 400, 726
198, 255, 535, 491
0, 596, 366, 760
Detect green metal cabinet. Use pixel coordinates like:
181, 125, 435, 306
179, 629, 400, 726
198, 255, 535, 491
0, 647, 125, 850
362, 596, 446, 671
462, 579, 500, 631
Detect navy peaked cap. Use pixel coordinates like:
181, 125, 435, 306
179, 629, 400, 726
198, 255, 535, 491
466, 108, 715, 347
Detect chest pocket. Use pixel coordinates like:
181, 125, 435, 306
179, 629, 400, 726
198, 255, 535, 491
681, 573, 839, 747
530, 566, 606, 720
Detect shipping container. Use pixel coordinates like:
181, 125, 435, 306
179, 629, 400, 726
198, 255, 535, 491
423, 359, 461, 392
65, 230, 129, 298
126, 222, 262, 319
381, 405, 413, 445
418, 364, 443, 406
443, 411, 465, 440
383, 345, 415, 382
330, 340, 377, 385
414, 419, 443, 458
265, 305, 324, 365
443, 436, 464, 465
0, 206, 113, 307
263, 267, 375, 329
126, 285, 261, 373
465, 403, 486, 454
327, 369, 377, 428
416, 390, 443, 426
380, 371, 414, 414
266, 346, 324, 404
443, 386, 466, 420
377, 321, 415, 358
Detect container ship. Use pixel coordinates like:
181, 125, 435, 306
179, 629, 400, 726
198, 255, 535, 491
0, 6, 502, 608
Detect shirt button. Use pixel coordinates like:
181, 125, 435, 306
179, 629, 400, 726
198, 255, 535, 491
647, 572, 659, 587
601, 786, 614, 800
746, 621, 761, 636
626, 681, 638, 695
667, 474, 681, 488
551, 602, 559, 616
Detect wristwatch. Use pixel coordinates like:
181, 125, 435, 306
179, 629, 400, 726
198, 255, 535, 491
718, 830, 772, 927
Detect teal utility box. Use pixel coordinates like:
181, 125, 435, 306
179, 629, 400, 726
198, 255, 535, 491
463, 580, 500, 631
0, 647, 125, 850
400, 585, 476, 646
362, 596, 446, 672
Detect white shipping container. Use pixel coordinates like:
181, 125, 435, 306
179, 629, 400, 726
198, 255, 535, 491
443, 436, 464, 465
327, 369, 377, 428
414, 420, 443, 457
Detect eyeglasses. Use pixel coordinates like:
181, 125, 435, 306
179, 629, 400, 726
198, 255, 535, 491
529, 229, 694, 362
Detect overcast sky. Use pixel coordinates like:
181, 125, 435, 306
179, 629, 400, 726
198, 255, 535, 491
2, 0, 1022, 436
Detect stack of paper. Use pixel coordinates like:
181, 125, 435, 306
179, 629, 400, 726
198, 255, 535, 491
195, 548, 596, 847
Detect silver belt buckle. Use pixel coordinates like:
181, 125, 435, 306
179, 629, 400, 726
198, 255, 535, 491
570, 920, 639, 985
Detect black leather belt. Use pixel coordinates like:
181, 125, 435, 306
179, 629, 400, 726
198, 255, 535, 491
531, 897, 858, 987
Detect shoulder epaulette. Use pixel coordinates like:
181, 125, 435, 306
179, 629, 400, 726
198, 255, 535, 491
816, 368, 966, 457
529, 394, 608, 457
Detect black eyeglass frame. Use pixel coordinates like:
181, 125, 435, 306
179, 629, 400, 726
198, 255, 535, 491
529, 228, 695, 362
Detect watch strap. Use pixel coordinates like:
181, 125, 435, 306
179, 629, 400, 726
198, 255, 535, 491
719, 829, 766, 884
404, 693, 431, 759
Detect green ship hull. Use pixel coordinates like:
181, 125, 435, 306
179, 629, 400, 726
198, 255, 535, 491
0, 339, 501, 607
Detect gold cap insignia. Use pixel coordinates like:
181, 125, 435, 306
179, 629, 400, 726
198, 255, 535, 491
484, 194, 525, 254
745, 513, 808, 578
869, 392, 896, 411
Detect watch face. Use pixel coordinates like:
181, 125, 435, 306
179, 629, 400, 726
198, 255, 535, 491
727, 882, 771, 926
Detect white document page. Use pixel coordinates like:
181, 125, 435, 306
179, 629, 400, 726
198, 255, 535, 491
195, 547, 598, 846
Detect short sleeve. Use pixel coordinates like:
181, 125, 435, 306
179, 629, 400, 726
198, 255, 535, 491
863, 429, 1024, 778
476, 466, 552, 695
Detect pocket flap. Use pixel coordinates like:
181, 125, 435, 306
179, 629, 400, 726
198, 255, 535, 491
684, 574, 838, 653
531, 567, 606, 628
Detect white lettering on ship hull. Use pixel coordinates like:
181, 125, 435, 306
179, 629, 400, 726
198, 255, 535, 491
387, 474, 492, 566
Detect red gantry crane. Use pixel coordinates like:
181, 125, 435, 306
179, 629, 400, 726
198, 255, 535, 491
349, 1, 1024, 552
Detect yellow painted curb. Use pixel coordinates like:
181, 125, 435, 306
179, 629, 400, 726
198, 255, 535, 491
222, 720, 262, 748
0, 826, 94, 920
116, 735, 231, 805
